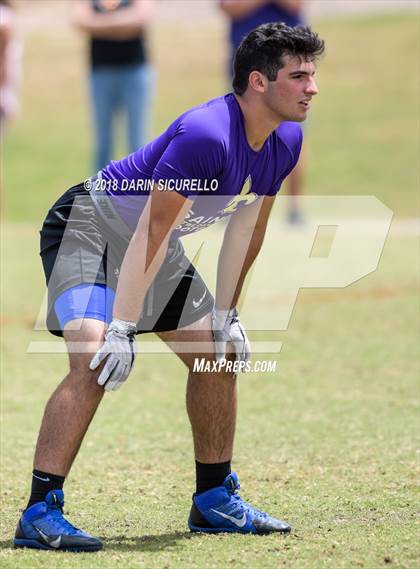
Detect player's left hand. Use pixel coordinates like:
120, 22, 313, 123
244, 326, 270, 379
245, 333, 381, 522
89, 319, 137, 391
212, 307, 251, 364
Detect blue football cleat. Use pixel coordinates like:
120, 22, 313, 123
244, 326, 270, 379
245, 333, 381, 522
14, 490, 102, 552
188, 472, 291, 534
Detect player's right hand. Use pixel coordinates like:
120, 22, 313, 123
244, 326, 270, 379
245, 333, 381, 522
212, 307, 251, 364
89, 318, 137, 391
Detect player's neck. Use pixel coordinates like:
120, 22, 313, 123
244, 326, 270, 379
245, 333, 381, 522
234, 94, 283, 152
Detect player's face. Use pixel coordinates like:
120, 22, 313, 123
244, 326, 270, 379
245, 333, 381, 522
264, 56, 319, 122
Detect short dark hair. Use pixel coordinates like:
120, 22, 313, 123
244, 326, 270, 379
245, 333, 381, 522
233, 23, 325, 96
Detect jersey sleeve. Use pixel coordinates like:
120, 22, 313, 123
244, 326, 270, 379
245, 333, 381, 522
152, 113, 226, 199
267, 124, 303, 196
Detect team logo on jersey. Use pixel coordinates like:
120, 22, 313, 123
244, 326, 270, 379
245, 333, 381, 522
221, 175, 258, 214
175, 175, 259, 234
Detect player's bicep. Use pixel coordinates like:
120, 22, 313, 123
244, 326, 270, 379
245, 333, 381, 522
152, 126, 225, 200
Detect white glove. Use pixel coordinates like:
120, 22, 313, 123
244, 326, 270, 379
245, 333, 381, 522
212, 308, 251, 364
89, 318, 137, 391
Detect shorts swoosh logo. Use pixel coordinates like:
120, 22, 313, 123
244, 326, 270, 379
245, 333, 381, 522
36, 528, 62, 549
210, 508, 247, 528
192, 290, 207, 309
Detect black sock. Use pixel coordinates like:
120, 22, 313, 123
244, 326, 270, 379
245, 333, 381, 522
195, 460, 231, 494
26, 470, 65, 510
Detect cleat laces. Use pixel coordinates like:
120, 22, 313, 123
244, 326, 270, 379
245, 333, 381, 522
44, 496, 81, 536
227, 484, 268, 520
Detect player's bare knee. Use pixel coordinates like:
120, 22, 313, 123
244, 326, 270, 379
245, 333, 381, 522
64, 319, 106, 388
67, 353, 96, 377
62, 357, 104, 398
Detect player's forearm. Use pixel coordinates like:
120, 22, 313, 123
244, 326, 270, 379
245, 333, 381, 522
219, 0, 267, 20
216, 226, 265, 310
113, 188, 191, 324
112, 225, 169, 323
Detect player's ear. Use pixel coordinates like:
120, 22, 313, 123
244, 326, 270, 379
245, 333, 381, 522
248, 71, 267, 93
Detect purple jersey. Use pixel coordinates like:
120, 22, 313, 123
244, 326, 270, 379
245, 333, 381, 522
100, 93, 302, 239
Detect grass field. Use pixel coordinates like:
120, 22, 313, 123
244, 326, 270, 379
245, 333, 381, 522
1, 9, 419, 569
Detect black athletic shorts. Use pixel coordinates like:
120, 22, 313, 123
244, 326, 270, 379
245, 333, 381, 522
40, 183, 214, 337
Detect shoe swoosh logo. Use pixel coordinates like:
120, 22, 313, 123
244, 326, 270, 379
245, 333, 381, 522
210, 508, 247, 528
36, 528, 62, 548
192, 290, 206, 309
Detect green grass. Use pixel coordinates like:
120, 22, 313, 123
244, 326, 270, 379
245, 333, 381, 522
1, 217, 419, 568
1, 10, 419, 569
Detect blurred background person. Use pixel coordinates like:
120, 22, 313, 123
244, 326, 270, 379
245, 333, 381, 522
220, 0, 307, 224
0, 0, 22, 135
73, 0, 154, 172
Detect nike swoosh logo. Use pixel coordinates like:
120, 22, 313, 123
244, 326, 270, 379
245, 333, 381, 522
32, 474, 50, 482
36, 528, 62, 549
192, 290, 206, 309
210, 508, 247, 528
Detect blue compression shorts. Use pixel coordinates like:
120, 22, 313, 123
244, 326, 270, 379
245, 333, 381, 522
54, 284, 115, 329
